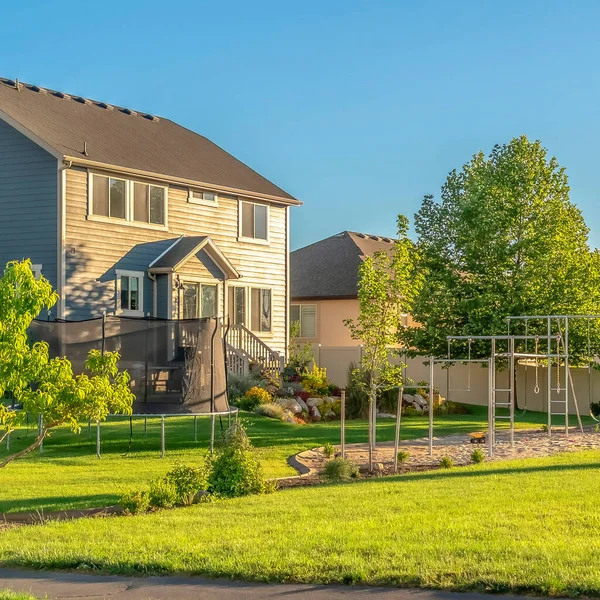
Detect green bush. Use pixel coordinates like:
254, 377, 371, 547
255, 403, 285, 420
235, 386, 272, 411
208, 423, 269, 498
403, 406, 419, 417
148, 476, 178, 509
439, 456, 454, 469
323, 441, 335, 458
322, 457, 359, 482
397, 450, 410, 464
119, 489, 149, 515
166, 463, 207, 506
227, 372, 266, 401
471, 449, 485, 464
345, 363, 369, 419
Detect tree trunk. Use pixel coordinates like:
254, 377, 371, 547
0, 430, 11, 447
0, 428, 48, 468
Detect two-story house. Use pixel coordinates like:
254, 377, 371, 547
0, 77, 300, 365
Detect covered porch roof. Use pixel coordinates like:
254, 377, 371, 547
148, 235, 240, 279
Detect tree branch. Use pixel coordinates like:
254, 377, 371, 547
0, 429, 13, 446
0, 427, 48, 468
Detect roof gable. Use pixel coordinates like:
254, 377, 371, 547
0, 78, 299, 204
291, 231, 395, 299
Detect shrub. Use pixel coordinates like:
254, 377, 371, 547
120, 489, 149, 515
208, 423, 269, 498
255, 403, 285, 421
236, 386, 272, 411
166, 463, 207, 506
403, 406, 419, 417
439, 456, 453, 469
322, 457, 359, 482
471, 448, 485, 464
148, 476, 178, 509
397, 450, 410, 464
591, 402, 600, 418
323, 441, 334, 458
300, 364, 330, 397
227, 372, 266, 401
345, 363, 369, 419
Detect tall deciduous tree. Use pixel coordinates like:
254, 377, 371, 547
403, 136, 600, 364
0, 260, 134, 466
345, 216, 421, 469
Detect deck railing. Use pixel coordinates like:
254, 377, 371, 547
226, 324, 284, 375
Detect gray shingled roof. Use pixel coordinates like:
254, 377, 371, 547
0, 78, 298, 203
291, 231, 395, 299
149, 236, 208, 269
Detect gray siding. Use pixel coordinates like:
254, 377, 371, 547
0, 119, 57, 293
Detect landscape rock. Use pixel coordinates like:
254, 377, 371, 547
309, 404, 321, 421
277, 397, 303, 415
296, 397, 309, 412
377, 412, 396, 419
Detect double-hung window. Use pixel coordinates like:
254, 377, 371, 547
90, 173, 166, 226
250, 288, 271, 332
116, 270, 144, 316
290, 304, 316, 338
240, 201, 268, 241
228, 286, 246, 326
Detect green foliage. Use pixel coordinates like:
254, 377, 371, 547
286, 320, 314, 376
471, 448, 485, 464
397, 450, 410, 464
255, 402, 285, 421
322, 441, 334, 458
300, 364, 330, 397
207, 423, 269, 498
590, 402, 600, 418
344, 363, 369, 419
405, 136, 600, 361
119, 489, 150, 515
166, 463, 207, 506
439, 456, 454, 469
148, 476, 178, 509
227, 372, 266, 401
0, 261, 134, 467
322, 457, 360, 482
236, 386, 272, 411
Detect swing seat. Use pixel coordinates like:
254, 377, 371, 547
469, 432, 487, 444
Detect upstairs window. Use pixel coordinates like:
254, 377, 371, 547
290, 304, 316, 338
189, 189, 218, 206
90, 173, 167, 226
240, 201, 268, 241
251, 288, 271, 332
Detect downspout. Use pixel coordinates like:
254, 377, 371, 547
57, 159, 72, 320
148, 272, 157, 318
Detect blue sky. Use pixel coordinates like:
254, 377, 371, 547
3, 1, 600, 249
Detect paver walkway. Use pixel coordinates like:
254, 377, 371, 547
0, 569, 540, 600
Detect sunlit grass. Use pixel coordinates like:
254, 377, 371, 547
2, 450, 600, 596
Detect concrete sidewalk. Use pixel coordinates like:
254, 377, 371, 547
0, 569, 539, 600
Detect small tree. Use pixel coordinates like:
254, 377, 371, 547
0, 260, 134, 467
344, 216, 421, 470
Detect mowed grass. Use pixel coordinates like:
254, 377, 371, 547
0, 405, 583, 514
0, 592, 40, 600
1, 450, 600, 596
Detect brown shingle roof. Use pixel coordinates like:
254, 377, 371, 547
291, 231, 395, 299
0, 78, 299, 204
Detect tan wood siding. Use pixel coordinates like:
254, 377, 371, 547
64, 168, 288, 354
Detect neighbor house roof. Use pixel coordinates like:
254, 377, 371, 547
0, 77, 299, 204
291, 231, 395, 299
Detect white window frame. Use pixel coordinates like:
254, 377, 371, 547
87, 171, 168, 230
179, 277, 220, 319
116, 269, 145, 317
31, 264, 42, 280
290, 303, 317, 338
238, 199, 270, 244
250, 286, 273, 334
227, 284, 247, 326
188, 188, 219, 207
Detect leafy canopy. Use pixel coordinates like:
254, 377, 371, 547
0, 260, 134, 466
404, 136, 600, 360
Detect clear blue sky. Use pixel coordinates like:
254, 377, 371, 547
3, 0, 600, 249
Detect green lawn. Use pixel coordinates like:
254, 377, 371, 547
0, 406, 582, 514
0, 592, 40, 600
1, 450, 600, 596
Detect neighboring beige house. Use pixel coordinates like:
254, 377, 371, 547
290, 231, 411, 346
0, 77, 301, 370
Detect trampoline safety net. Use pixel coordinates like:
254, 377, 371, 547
28, 316, 230, 415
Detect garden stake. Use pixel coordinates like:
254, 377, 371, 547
340, 389, 346, 459
394, 385, 403, 473
161, 415, 165, 458
96, 421, 101, 458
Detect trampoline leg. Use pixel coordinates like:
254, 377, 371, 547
210, 414, 215, 453
96, 421, 101, 459
161, 415, 165, 458
144, 417, 147, 438
228, 413, 231, 429
194, 416, 197, 442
